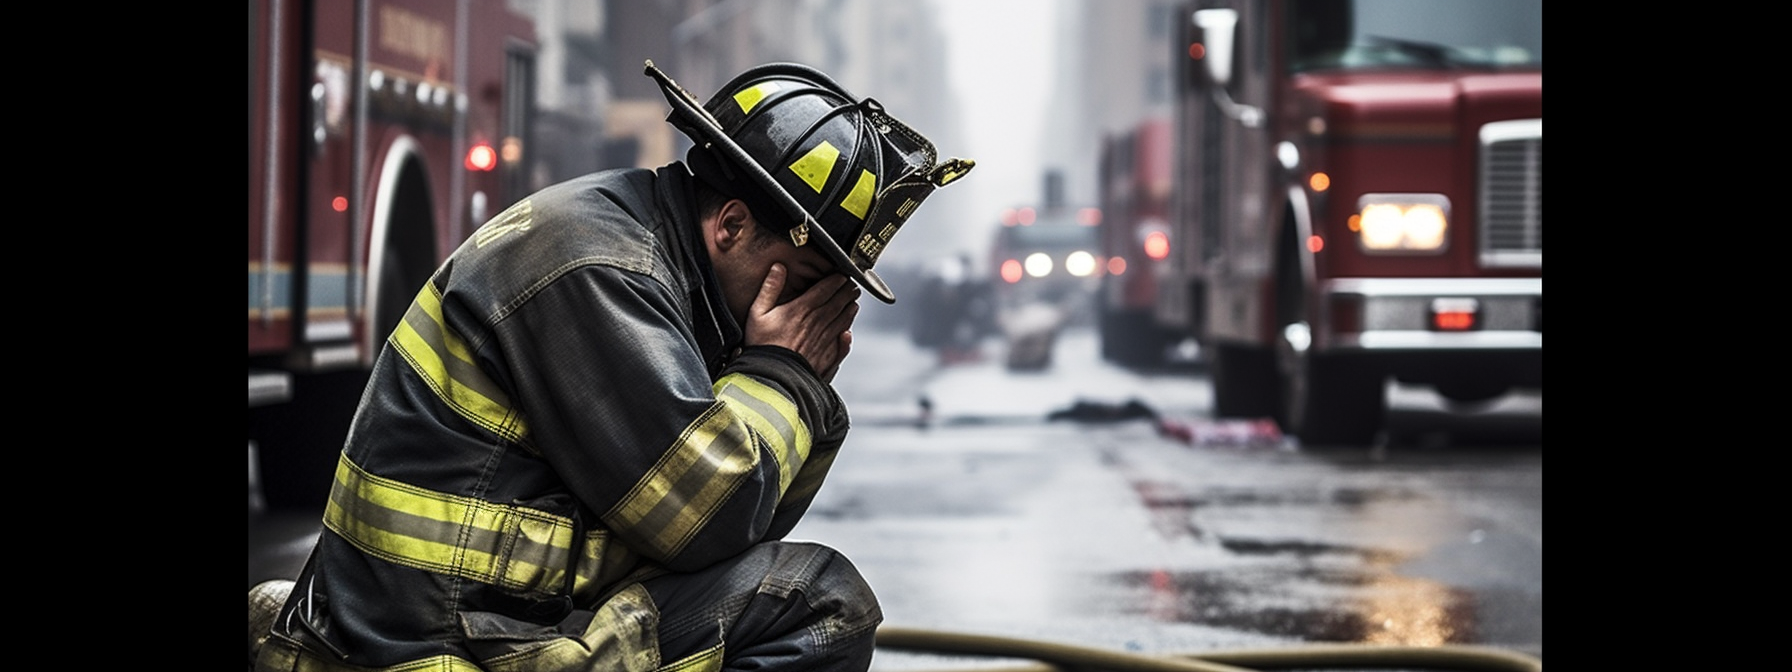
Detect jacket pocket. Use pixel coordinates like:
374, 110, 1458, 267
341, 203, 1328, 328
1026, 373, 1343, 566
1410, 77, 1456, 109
460, 582, 662, 672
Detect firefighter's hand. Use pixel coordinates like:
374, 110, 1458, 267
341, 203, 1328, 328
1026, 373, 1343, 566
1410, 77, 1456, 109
746, 264, 859, 382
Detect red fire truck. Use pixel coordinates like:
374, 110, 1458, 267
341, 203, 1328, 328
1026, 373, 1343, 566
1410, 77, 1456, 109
1095, 116, 1181, 367
249, 0, 536, 507
1166, 0, 1542, 446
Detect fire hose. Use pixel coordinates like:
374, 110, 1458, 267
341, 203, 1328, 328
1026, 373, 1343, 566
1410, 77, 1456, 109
875, 625, 1542, 672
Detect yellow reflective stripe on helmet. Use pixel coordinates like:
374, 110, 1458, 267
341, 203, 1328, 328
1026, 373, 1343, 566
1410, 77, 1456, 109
931, 157, 976, 186
324, 453, 575, 594
714, 374, 810, 494
840, 169, 876, 220
391, 283, 529, 443
733, 82, 782, 115
789, 141, 840, 193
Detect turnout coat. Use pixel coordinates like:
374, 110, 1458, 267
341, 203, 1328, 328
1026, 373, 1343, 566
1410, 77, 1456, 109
255, 165, 850, 671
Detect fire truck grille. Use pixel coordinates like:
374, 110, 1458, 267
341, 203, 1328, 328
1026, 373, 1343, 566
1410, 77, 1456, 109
1478, 121, 1542, 268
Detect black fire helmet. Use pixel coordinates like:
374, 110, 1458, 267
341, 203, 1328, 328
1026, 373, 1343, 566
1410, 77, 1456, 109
646, 60, 974, 304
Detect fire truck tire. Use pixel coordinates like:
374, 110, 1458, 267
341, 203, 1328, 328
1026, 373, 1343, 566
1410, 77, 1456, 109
1282, 353, 1386, 447
1099, 309, 1167, 367
1210, 343, 1277, 419
249, 368, 368, 510
375, 246, 411, 345
1097, 309, 1125, 362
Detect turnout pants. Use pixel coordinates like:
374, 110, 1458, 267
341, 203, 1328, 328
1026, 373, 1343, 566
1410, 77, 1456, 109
250, 541, 881, 672
646, 540, 881, 672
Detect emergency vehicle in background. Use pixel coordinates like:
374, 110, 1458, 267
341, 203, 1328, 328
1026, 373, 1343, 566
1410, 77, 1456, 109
1095, 116, 1182, 367
1159, 0, 1542, 446
989, 171, 1102, 327
249, 0, 536, 508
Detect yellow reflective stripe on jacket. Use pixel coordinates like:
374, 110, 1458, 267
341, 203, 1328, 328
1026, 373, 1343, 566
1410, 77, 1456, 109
571, 527, 642, 602
606, 374, 809, 560
324, 453, 574, 594
258, 637, 487, 672
782, 447, 835, 508
714, 374, 811, 494
391, 282, 529, 443
323, 654, 485, 672
658, 644, 724, 672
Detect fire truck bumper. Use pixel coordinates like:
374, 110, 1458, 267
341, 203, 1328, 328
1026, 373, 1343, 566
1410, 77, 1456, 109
1319, 277, 1542, 390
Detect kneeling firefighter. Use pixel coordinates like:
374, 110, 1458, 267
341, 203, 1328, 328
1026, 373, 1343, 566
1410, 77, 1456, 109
249, 61, 971, 672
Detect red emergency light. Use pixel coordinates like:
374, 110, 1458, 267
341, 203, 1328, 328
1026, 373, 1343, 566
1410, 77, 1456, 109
1431, 298, 1479, 331
1144, 231, 1170, 260
466, 143, 498, 171
1107, 256, 1127, 276
1000, 259, 1024, 284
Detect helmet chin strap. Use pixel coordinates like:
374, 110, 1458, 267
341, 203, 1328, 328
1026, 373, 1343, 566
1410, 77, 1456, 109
646, 60, 895, 304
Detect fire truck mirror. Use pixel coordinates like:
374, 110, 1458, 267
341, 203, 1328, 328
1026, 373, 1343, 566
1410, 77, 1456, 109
1192, 8, 1239, 88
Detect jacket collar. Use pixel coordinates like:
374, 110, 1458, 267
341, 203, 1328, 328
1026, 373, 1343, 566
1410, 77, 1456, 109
652, 164, 743, 373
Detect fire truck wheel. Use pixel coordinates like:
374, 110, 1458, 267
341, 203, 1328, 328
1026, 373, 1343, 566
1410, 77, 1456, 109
1282, 353, 1385, 448
249, 368, 368, 510
1089, 310, 1118, 363
1210, 343, 1278, 419
1100, 309, 1167, 367
375, 247, 411, 346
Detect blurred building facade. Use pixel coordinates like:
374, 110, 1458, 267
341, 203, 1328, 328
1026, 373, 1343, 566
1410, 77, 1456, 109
1040, 0, 1176, 207
509, 0, 969, 277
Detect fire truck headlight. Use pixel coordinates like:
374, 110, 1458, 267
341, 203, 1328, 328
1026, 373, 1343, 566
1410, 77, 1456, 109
1025, 253, 1053, 278
1065, 251, 1096, 277
1353, 194, 1450, 253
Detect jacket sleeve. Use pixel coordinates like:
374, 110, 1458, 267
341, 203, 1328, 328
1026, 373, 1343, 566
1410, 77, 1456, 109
496, 262, 844, 572
716, 345, 850, 541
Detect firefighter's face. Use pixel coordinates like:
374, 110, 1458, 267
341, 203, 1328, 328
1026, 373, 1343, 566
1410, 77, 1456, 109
754, 231, 834, 304
708, 199, 845, 321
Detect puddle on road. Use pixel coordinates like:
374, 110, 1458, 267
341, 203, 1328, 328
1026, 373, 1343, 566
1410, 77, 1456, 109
1110, 468, 1506, 646
1098, 567, 1486, 646
1127, 479, 1422, 542
1215, 537, 1404, 565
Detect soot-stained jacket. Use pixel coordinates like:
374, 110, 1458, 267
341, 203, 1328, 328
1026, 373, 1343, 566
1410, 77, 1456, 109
257, 165, 850, 671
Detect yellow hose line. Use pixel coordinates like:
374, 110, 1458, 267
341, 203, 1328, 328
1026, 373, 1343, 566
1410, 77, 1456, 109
1197, 643, 1543, 671
875, 626, 1258, 672
874, 626, 1543, 672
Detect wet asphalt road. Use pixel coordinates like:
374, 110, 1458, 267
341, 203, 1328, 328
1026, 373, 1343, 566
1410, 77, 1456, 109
248, 322, 1542, 670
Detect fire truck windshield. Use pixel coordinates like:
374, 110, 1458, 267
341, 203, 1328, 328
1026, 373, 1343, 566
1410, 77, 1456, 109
1287, 0, 1542, 73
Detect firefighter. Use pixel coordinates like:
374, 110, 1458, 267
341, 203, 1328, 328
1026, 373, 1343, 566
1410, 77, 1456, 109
249, 62, 971, 672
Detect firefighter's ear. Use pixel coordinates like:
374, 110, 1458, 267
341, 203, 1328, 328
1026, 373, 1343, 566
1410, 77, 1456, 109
712, 198, 754, 252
